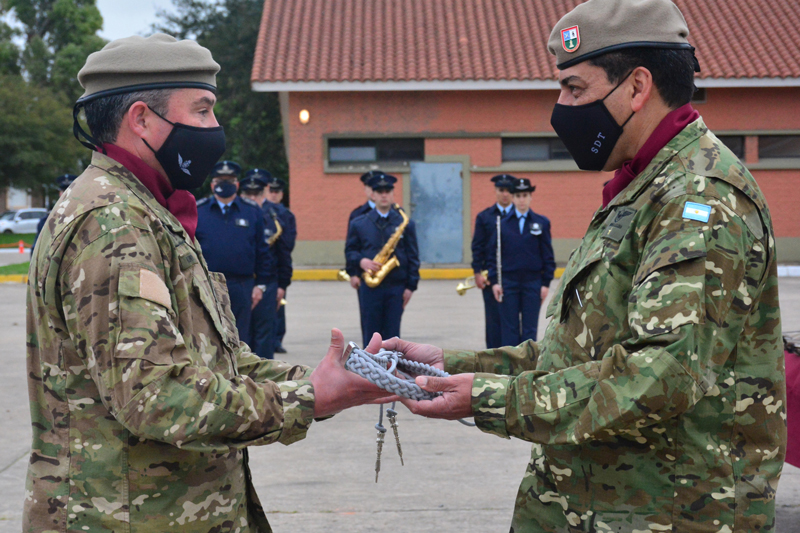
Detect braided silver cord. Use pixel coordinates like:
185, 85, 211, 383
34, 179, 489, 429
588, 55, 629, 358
345, 342, 450, 401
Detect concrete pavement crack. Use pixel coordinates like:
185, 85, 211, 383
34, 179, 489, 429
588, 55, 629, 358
0, 449, 29, 475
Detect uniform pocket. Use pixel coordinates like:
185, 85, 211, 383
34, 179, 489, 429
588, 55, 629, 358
208, 272, 242, 348
189, 269, 241, 368
115, 263, 179, 365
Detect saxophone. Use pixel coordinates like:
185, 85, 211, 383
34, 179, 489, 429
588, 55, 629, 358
363, 204, 409, 288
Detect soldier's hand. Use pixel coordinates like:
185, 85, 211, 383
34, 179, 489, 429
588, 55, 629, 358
474, 272, 488, 290
382, 337, 444, 370
360, 258, 382, 273
400, 374, 474, 420
492, 284, 503, 302
402, 288, 413, 308
349, 275, 361, 289
310, 329, 395, 418
540, 286, 549, 301
251, 286, 264, 309
277, 287, 285, 302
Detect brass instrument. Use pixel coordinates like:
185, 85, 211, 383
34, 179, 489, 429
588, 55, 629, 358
456, 270, 489, 295
363, 204, 409, 288
266, 212, 283, 246
337, 269, 351, 281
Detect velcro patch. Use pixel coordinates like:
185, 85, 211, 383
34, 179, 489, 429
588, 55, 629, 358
602, 207, 636, 242
139, 268, 172, 309
683, 202, 711, 223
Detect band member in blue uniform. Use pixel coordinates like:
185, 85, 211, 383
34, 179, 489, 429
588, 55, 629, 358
237, 169, 286, 359
471, 174, 515, 349
345, 170, 382, 289
196, 161, 275, 347
488, 177, 555, 345
345, 173, 420, 347
265, 176, 296, 354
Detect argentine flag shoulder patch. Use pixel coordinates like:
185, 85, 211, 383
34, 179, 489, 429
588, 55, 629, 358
683, 201, 712, 223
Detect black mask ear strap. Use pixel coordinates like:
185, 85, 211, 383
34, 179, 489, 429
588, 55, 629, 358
73, 103, 106, 154
141, 137, 158, 155
621, 110, 636, 128
602, 69, 635, 102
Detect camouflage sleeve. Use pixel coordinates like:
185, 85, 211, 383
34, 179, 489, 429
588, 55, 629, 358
472, 194, 770, 443
60, 213, 313, 452
235, 350, 316, 445
444, 341, 541, 376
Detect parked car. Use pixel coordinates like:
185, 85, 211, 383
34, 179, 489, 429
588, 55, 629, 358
0, 208, 48, 234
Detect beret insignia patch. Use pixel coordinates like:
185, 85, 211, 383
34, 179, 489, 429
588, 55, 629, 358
561, 26, 580, 53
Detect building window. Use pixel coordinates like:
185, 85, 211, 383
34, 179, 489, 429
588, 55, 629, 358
328, 138, 424, 165
691, 87, 707, 104
717, 135, 745, 159
502, 137, 571, 162
758, 135, 800, 159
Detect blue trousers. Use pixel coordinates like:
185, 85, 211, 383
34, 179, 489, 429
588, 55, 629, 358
358, 283, 405, 347
482, 286, 502, 349
225, 276, 255, 347
250, 281, 278, 359
498, 272, 542, 346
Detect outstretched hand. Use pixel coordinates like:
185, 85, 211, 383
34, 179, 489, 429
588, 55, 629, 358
400, 374, 475, 420
309, 329, 395, 418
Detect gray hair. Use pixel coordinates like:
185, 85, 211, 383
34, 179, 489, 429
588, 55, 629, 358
83, 89, 175, 145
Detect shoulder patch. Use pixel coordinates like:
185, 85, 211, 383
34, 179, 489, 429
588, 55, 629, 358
139, 268, 172, 309
683, 201, 712, 223
240, 197, 259, 208
196, 197, 210, 206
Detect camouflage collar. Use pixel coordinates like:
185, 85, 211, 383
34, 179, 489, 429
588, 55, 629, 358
89, 152, 193, 244
603, 117, 708, 212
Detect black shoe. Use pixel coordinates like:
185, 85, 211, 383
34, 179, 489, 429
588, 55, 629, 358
274, 345, 287, 354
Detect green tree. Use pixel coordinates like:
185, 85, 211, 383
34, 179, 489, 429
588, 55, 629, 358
0, 17, 21, 75
0, 0, 103, 197
156, 0, 289, 201
0, 74, 85, 192
4, 0, 105, 101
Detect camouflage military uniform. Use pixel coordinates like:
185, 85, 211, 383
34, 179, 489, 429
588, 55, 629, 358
446, 119, 785, 532
25, 152, 315, 532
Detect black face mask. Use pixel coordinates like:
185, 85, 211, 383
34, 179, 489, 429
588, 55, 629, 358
550, 71, 635, 171
143, 109, 226, 190
213, 180, 238, 198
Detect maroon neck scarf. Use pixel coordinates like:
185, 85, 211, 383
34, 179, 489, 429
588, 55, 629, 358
602, 103, 700, 208
102, 144, 198, 240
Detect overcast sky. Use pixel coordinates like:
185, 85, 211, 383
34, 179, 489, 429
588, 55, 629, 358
97, 0, 175, 42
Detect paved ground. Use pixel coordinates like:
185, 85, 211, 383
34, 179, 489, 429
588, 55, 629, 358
1, 278, 798, 532
0, 249, 30, 267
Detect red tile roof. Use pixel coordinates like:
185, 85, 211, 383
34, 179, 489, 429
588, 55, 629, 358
252, 0, 800, 84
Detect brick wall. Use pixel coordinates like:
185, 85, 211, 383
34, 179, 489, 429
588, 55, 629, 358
283, 86, 800, 263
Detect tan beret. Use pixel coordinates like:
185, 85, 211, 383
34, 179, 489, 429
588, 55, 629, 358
77, 33, 220, 103
548, 0, 693, 70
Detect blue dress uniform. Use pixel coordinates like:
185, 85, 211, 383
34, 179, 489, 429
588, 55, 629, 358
487, 179, 555, 346
235, 170, 279, 359
345, 175, 420, 347
471, 174, 515, 349
345, 170, 381, 278
264, 176, 296, 353
196, 163, 275, 348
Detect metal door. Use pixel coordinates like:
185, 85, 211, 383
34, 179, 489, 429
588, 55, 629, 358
409, 162, 463, 263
